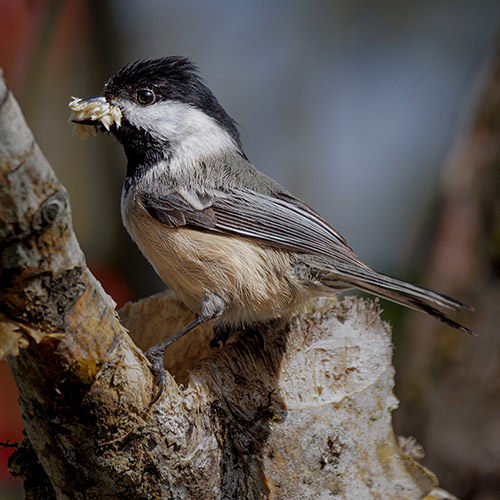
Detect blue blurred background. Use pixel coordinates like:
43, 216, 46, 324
1, 1, 499, 498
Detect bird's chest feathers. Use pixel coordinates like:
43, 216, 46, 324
121, 189, 194, 268
120, 190, 214, 312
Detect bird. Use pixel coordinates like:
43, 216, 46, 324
69, 56, 473, 396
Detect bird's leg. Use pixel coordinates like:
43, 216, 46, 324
145, 293, 225, 404
145, 316, 202, 404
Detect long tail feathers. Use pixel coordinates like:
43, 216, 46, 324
329, 265, 475, 335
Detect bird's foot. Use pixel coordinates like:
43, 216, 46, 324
144, 316, 203, 404
145, 343, 168, 405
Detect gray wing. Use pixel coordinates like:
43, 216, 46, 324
142, 190, 217, 229
140, 186, 474, 328
140, 187, 367, 268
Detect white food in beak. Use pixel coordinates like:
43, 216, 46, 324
68, 96, 122, 139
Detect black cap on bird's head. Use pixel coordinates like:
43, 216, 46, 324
69, 56, 243, 165
104, 57, 241, 145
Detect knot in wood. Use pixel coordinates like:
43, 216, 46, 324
32, 192, 67, 232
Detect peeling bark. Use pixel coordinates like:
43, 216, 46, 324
1, 69, 451, 499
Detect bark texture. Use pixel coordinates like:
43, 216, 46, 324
1, 69, 450, 499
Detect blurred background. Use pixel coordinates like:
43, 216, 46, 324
1, 0, 500, 498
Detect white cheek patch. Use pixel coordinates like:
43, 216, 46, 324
119, 100, 239, 169
68, 96, 122, 139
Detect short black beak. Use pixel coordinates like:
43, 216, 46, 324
70, 95, 106, 125
71, 118, 101, 125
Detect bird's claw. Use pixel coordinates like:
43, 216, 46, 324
145, 346, 167, 405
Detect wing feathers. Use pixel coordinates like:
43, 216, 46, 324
345, 279, 475, 335
141, 191, 216, 228
140, 186, 473, 332
332, 264, 473, 312
213, 191, 364, 267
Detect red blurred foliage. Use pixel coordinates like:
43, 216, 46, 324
0, 360, 23, 483
0, 0, 88, 93
0, 0, 36, 90
89, 262, 136, 310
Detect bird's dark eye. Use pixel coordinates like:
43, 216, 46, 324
136, 89, 156, 105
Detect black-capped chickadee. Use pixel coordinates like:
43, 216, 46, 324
69, 56, 473, 391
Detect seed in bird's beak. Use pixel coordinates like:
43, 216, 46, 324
68, 95, 122, 139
